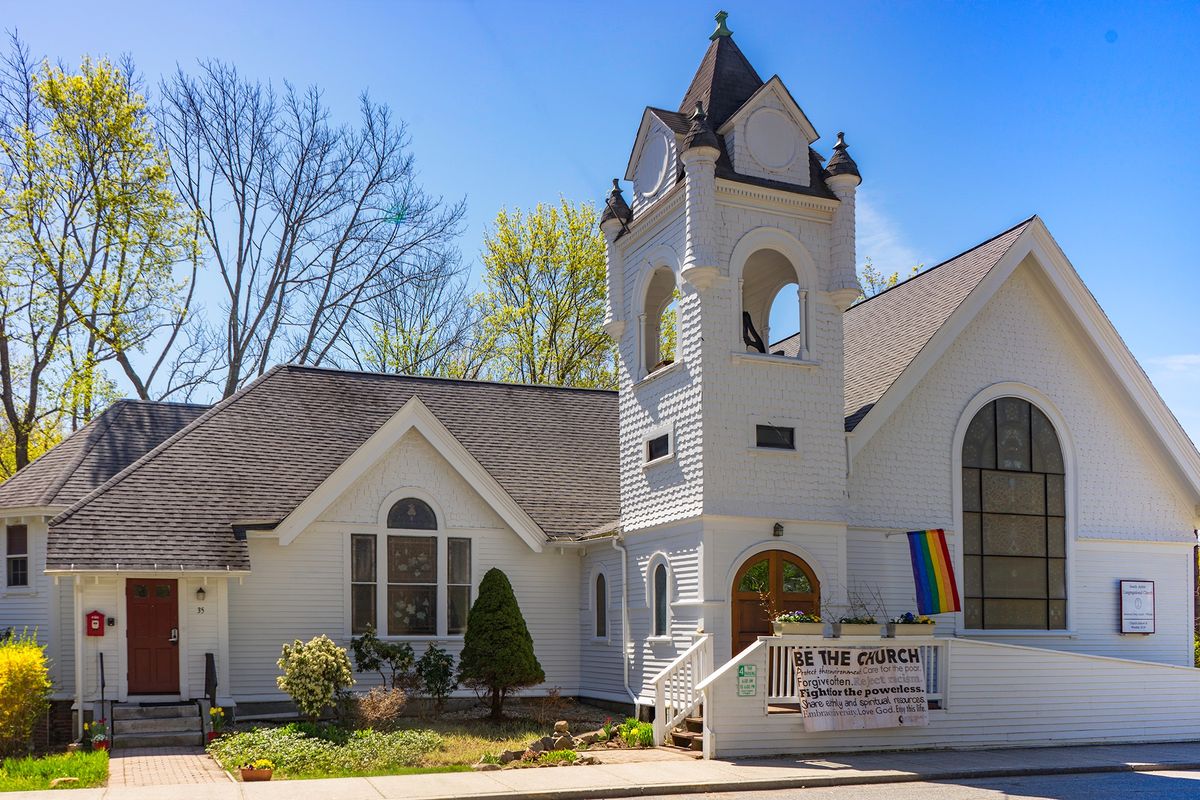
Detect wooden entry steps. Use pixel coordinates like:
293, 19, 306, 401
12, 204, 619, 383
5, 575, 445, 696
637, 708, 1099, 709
668, 715, 704, 752
112, 704, 203, 749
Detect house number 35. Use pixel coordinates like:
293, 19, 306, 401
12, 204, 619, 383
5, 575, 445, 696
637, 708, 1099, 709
196, 606, 206, 614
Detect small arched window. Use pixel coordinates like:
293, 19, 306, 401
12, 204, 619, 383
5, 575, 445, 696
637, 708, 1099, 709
962, 397, 1066, 630
594, 573, 608, 638
642, 267, 678, 376
387, 497, 437, 530
652, 563, 669, 637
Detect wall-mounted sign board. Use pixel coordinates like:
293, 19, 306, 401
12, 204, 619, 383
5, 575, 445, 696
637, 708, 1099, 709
1119, 580, 1155, 634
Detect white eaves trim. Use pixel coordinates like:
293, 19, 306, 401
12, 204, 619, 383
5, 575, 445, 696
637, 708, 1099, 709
847, 217, 1200, 508
716, 76, 819, 145
273, 396, 546, 552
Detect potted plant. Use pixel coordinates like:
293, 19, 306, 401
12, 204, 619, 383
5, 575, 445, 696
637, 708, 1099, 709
771, 610, 823, 635
207, 706, 225, 743
239, 759, 275, 782
887, 612, 936, 637
87, 718, 109, 751
831, 615, 882, 637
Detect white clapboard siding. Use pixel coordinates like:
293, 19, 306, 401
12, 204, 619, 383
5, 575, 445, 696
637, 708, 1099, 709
848, 530, 1194, 666
578, 547, 629, 703
0, 518, 58, 681
703, 637, 1200, 758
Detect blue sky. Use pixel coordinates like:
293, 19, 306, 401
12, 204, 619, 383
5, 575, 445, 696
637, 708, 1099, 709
8, 1, 1200, 440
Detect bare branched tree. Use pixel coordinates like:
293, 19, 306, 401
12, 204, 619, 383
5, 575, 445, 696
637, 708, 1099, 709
339, 250, 486, 378
158, 61, 465, 398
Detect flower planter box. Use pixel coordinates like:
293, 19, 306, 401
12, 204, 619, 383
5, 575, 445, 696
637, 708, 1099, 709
92, 740, 109, 752
206, 731, 222, 743
831, 623, 883, 637
771, 621, 824, 635
887, 623, 935, 637
240, 768, 273, 782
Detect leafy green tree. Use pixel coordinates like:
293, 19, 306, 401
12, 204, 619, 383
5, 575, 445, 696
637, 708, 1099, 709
457, 568, 544, 719
415, 643, 456, 713
854, 257, 922, 305
475, 199, 613, 388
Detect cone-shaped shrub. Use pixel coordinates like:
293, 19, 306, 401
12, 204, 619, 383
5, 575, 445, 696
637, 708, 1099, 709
457, 568, 544, 718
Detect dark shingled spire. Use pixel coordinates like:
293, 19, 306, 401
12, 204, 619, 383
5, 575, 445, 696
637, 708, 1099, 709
825, 131, 861, 180
600, 179, 632, 227
678, 17, 763, 131
684, 101, 720, 151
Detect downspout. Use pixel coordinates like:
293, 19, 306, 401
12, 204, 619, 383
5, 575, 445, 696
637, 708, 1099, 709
611, 533, 638, 708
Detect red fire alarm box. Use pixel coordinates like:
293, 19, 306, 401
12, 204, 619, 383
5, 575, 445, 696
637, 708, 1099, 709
85, 610, 105, 637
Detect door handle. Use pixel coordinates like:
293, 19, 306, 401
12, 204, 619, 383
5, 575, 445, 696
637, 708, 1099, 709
169, 628, 179, 644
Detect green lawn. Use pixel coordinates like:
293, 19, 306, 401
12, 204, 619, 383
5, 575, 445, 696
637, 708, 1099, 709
0, 751, 108, 792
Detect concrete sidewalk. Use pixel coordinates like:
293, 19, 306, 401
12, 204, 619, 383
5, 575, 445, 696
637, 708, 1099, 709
12, 741, 1200, 800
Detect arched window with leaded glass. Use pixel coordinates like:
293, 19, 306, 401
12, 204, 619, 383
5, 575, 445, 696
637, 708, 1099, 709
961, 397, 1066, 630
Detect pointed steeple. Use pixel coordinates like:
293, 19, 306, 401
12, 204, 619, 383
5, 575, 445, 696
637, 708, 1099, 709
678, 12, 763, 130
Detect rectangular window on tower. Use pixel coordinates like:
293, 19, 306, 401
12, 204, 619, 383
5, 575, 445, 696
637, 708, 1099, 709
755, 424, 795, 450
644, 424, 675, 465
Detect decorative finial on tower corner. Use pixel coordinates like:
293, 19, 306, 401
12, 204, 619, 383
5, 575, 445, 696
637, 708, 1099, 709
684, 100, 720, 152
826, 130, 861, 181
710, 10, 732, 40
600, 178, 633, 231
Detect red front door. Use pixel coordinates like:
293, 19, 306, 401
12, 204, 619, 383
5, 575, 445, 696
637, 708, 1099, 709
126, 579, 179, 694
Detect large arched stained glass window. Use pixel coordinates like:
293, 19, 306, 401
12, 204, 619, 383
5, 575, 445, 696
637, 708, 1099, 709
387, 498, 437, 530
962, 397, 1066, 630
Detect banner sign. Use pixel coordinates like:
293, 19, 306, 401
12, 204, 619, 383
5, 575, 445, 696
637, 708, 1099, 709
794, 646, 929, 732
1119, 580, 1155, 634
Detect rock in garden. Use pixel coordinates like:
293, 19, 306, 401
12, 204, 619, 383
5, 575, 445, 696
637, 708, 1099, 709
529, 739, 545, 753
540, 735, 555, 750
552, 734, 575, 750
473, 763, 501, 772
49, 778, 80, 788
498, 752, 514, 765
577, 731, 598, 745
553, 720, 570, 735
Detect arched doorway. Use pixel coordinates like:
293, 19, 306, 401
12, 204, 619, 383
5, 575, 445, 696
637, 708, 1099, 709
731, 550, 820, 655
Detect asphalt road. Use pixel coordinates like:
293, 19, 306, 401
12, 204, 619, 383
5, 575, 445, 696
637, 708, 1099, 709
638, 769, 1200, 799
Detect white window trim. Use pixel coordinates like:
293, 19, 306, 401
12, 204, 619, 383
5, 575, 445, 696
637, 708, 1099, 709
642, 422, 676, 468
748, 414, 800, 454
343, 490, 474, 641
645, 552, 673, 641
590, 567, 611, 643
951, 383, 1077, 636
3, 522, 33, 595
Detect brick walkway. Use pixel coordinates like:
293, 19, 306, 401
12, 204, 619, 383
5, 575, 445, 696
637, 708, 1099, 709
107, 746, 230, 787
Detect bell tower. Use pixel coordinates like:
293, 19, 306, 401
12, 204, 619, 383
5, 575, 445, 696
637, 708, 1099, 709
603, 11, 862, 535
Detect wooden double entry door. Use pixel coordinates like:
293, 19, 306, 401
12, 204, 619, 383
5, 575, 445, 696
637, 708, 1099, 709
731, 550, 820, 656
126, 578, 180, 695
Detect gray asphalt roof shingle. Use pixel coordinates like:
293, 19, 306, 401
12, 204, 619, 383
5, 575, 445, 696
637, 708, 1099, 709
776, 217, 1034, 430
47, 367, 620, 571
0, 400, 208, 510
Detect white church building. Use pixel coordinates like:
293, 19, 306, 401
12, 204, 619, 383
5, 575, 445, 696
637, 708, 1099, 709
2, 12, 1200, 758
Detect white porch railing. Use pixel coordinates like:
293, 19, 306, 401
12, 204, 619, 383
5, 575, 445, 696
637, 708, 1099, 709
652, 634, 713, 745
765, 636, 949, 706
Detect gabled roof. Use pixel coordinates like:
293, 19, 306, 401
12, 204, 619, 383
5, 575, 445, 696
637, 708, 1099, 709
842, 218, 1034, 430
0, 400, 208, 511
774, 217, 1034, 430
47, 366, 619, 571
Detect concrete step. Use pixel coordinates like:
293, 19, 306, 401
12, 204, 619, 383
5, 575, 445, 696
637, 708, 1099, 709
113, 730, 203, 749
116, 716, 201, 734
112, 704, 195, 721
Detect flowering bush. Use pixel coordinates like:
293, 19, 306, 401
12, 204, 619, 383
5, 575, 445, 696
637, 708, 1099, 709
891, 612, 934, 625
774, 611, 820, 623
0, 630, 52, 756
276, 635, 355, 722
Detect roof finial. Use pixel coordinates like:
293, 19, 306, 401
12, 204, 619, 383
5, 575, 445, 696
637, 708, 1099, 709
710, 10, 732, 40
826, 131, 861, 181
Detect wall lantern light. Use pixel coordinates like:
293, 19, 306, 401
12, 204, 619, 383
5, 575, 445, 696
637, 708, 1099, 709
773, 522, 784, 537
195, 586, 207, 602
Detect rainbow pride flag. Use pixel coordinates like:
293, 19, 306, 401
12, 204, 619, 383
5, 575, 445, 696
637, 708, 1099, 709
906, 529, 961, 615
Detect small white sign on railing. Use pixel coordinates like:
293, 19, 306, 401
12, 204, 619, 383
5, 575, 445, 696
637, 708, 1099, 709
794, 645, 929, 731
